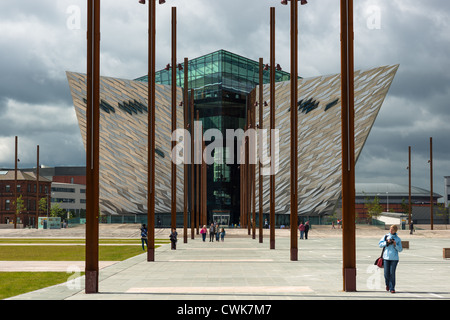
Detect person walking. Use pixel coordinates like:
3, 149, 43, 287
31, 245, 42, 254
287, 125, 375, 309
200, 225, 207, 242
140, 224, 148, 251
169, 228, 178, 250
220, 227, 226, 242
209, 223, 215, 242
304, 221, 310, 239
298, 222, 305, 239
379, 224, 403, 293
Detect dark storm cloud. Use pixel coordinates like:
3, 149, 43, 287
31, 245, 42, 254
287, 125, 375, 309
0, 0, 449, 198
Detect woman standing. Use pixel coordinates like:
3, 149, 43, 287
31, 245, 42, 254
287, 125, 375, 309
140, 224, 148, 251
378, 225, 403, 293
200, 225, 207, 242
169, 228, 178, 250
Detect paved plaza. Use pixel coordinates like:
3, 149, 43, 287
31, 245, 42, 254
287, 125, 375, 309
2, 224, 450, 301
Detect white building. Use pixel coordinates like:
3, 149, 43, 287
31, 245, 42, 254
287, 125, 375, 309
51, 182, 86, 216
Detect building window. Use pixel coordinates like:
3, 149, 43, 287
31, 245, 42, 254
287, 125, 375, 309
6, 185, 10, 192
5, 200, 10, 211
17, 185, 21, 192
51, 198, 75, 203
51, 187, 75, 193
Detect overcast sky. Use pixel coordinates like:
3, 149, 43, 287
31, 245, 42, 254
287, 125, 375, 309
0, 0, 449, 200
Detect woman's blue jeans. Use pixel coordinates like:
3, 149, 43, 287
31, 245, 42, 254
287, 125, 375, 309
141, 238, 147, 250
384, 259, 399, 291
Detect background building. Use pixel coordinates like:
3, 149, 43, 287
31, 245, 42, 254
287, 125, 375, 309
355, 182, 442, 220
0, 169, 51, 227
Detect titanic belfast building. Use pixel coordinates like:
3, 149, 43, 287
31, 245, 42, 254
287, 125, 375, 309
67, 49, 398, 226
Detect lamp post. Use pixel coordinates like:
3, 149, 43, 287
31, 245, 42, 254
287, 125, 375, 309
139, 0, 169, 262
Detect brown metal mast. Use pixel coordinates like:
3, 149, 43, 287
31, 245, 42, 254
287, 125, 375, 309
290, 0, 299, 261
408, 146, 411, 227
340, 0, 356, 292
35, 145, 39, 228
171, 6, 177, 230
85, 0, 100, 294
146, 0, 157, 263
429, 137, 433, 230
183, 57, 189, 243
190, 89, 195, 239
258, 58, 264, 244
269, 7, 276, 250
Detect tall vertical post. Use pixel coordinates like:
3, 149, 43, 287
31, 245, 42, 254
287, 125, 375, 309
430, 137, 433, 230
340, 0, 356, 292
408, 146, 411, 226
290, 0, 299, 261
183, 57, 189, 243
14, 136, 18, 229
190, 89, 195, 239
147, 0, 156, 262
252, 105, 256, 240
36, 145, 40, 229
171, 6, 177, 230
269, 7, 276, 250
258, 58, 264, 244
202, 139, 207, 226
246, 109, 251, 236
85, 0, 100, 294
196, 110, 200, 232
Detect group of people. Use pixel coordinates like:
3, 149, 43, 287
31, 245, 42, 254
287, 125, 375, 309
140, 223, 227, 252
200, 223, 226, 242
140, 224, 179, 250
298, 221, 310, 239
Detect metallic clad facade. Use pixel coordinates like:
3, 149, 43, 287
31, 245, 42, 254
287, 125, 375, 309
67, 64, 397, 217
66, 72, 184, 215
255, 64, 399, 215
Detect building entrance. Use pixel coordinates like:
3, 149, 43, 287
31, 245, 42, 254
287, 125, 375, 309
212, 211, 231, 227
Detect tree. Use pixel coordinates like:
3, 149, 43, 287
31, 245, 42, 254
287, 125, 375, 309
38, 197, 48, 216
13, 195, 26, 229
364, 196, 383, 224
50, 203, 65, 219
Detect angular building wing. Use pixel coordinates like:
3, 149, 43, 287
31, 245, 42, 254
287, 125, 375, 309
254, 64, 399, 216
66, 71, 184, 215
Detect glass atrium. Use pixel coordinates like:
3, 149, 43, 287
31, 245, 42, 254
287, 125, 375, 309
136, 49, 292, 225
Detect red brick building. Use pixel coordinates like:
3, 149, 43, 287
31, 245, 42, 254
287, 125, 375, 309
0, 170, 51, 227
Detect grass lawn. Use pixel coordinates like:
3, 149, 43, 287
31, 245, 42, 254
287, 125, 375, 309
0, 272, 82, 300
0, 245, 156, 261
0, 239, 166, 299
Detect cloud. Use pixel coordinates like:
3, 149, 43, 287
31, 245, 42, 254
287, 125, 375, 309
0, 0, 449, 199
